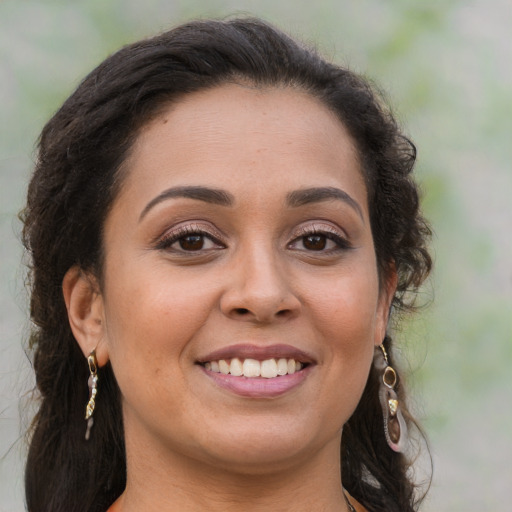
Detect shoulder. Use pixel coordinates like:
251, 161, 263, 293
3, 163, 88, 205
106, 498, 121, 512
345, 490, 368, 512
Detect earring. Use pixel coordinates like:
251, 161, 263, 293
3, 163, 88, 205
374, 343, 408, 453
85, 350, 98, 441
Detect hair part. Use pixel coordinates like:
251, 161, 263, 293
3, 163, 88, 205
22, 17, 431, 512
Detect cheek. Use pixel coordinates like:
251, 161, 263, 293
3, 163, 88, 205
101, 262, 220, 380
303, 261, 380, 406
309, 266, 380, 342
100, 270, 219, 422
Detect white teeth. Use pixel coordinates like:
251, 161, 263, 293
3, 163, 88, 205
219, 359, 230, 375
243, 358, 261, 377
230, 357, 243, 376
276, 358, 288, 375
204, 357, 305, 378
260, 358, 278, 378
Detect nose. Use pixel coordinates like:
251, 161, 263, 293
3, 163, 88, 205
220, 245, 301, 323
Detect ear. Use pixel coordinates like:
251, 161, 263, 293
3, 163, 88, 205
374, 264, 398, 346
62, 266, 109, 367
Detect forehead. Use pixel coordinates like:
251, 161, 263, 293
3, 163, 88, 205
119, 83, 367, 210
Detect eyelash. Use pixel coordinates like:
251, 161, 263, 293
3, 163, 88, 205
288, 225, 351, 253
155, 224, 225, 253
155, 223, 351, 254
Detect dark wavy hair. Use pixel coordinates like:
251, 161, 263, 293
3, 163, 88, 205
21, 17, 432, 512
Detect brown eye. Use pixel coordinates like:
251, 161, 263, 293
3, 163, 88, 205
156, 225, 225, 253
288, 228, 350, 253
179, 235, 205, 251
302, 234, 327, 251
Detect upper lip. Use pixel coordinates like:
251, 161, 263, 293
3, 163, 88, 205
197, 344, 316, 364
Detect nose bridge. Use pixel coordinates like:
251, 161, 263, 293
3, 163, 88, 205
221, 237, 299, 322
243, 241, 285, 296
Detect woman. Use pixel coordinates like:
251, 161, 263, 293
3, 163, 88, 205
22, 17, 431, 512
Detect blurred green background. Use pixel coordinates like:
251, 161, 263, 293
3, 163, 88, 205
1, 1, 510, 510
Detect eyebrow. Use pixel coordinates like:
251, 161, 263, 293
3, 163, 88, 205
139, 185, 234, 222
286, 187, 364, 220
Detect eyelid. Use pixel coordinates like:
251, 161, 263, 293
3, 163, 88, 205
154, 221, 226, 250
288, 221, 352, 251
291, 221, 348, 240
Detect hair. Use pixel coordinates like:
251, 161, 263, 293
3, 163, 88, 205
21, 17, 432, 512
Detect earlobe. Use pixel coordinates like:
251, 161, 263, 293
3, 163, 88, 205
62, 266, 109, 367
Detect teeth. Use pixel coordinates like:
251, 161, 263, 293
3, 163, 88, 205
219, 359, 230, 375
230, 357, 243, 376
261, 359, 278, 378
243, 358, 261, 377
204, 357, 304, 378
277, 358, 288, 375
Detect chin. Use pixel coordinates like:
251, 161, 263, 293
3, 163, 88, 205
191, 420, 335, 475
204, 445, 310, 476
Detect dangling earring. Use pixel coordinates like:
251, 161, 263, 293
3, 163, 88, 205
374, 343, 408, 453
85, 350, 98, 441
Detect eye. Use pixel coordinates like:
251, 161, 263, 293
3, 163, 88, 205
301, 234, 334, 251
156, 225, 225, 253
288, 225, 351, 253
175, 234, 214, 251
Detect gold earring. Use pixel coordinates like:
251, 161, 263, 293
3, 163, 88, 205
374, 343, 408, 453
85, 350, 98, 441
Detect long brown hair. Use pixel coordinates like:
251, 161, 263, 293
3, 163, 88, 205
22, 18, 431, 512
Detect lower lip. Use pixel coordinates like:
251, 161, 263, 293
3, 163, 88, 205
200, 365, 313, 398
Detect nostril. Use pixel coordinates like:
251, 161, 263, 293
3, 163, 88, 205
234, 308, 250, 315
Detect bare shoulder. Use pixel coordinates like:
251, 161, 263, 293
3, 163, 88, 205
345, 490, 369, 512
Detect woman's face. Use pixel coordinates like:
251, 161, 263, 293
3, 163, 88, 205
97, 84, 394, 473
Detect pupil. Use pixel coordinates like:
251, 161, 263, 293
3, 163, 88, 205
179, 235, 204, 251
304, 235, 326, 250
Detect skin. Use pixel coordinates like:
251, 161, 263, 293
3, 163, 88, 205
64, 84, 396, 512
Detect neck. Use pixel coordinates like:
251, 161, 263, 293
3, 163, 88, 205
115, 424, 351, 512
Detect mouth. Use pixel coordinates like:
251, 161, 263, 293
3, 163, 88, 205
201, 357, 307, 379
196, 343, 314, 384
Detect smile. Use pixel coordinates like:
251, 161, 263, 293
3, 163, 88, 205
197, 344, 314, 398
203, 358, 305, 378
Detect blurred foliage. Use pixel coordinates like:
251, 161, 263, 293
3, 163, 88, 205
1, 0, 511, 510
